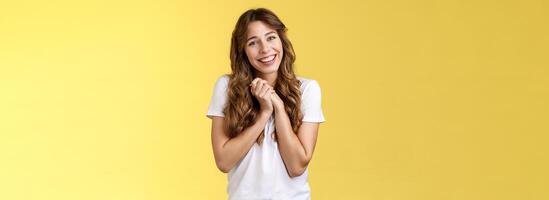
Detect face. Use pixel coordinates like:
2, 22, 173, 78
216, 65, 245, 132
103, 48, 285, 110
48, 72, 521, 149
244, 21, 283, 76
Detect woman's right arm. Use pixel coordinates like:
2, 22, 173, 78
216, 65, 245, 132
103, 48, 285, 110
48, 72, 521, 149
211, 78, 273, 173
210, 111, 271, 173
212, 111, 270, 173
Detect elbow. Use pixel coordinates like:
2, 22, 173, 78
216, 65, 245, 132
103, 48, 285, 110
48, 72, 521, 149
288, 166, 306, 178
217, 165, 230, 173
287, 156, 312, 177
213, 150, 234, 173
215, 159, 232, 173
287, 163, 308, 178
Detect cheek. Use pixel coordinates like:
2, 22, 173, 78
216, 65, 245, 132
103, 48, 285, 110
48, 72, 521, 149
244, 48, 255, 62
275, 40, 283, 53
275, 43, 283, 67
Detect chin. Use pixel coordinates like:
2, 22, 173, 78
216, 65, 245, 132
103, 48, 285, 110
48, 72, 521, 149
253, 63, 280, 75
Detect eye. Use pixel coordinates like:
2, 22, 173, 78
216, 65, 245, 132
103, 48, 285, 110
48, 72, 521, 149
247, 41, 256, 46
267, 35, 277, 41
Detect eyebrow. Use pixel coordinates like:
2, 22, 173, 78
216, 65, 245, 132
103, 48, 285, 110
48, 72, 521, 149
246, 31, 277, 43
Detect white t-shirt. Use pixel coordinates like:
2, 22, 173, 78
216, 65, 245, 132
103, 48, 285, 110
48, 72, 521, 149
206, 75, 325, 200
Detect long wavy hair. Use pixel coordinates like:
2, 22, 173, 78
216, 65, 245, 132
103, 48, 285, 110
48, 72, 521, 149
223, 8, 303, 144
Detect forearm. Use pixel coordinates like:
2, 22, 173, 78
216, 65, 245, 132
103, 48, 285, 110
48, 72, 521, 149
216, 112, 271, 172
273, 106, 309, 177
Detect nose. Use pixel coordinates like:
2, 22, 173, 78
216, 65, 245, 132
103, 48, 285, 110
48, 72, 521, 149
259, 40, 270, 54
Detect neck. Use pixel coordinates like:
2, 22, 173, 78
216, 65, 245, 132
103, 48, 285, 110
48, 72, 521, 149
257, 72, 277, 86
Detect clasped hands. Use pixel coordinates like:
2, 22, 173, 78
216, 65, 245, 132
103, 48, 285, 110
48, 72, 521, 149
249, 77, 284, 115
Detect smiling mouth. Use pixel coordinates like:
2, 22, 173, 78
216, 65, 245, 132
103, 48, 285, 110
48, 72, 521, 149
257, 54, 276, 64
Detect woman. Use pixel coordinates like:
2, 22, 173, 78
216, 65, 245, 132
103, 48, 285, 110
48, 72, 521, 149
206, 8, 325, 200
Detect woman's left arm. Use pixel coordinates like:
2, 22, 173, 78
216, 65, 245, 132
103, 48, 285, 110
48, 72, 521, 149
272, 93, 320, 177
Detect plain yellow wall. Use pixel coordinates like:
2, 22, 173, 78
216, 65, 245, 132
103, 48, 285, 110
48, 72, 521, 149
1, 0, 547, 199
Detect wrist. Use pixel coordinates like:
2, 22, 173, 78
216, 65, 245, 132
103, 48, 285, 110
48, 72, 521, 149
259, 109, 273, 117
274, 103, 285, 112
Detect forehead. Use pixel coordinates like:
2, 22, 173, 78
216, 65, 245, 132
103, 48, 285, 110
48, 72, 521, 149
246, 21, 277, 38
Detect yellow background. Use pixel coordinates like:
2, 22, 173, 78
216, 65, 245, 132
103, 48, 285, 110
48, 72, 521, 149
1, 0, 547, 199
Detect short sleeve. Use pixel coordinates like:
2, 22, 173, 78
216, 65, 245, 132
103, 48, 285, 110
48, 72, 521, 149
206, 75, 229, 119
301, 80, 326, 123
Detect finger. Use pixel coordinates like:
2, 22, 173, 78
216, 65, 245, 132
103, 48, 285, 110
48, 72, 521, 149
262, 82, 273, 95
251, 81, 258, 94
260, 86, 271, 98
250, 78, 261, 87
271, 90, 279, 100
250, 79, 258, 94
256, 81, 266, 95
260, 80, 268, 87
258, 83, 267, 97
249, 81, 256, 94
259, 88, 269, 100
250, 78, 259, 92
254, 79, 266, 96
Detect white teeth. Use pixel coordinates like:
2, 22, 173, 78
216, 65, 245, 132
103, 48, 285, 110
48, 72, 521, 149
259, 55, 275, 62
